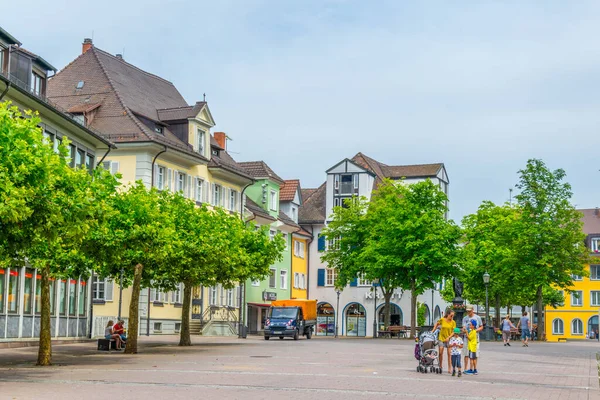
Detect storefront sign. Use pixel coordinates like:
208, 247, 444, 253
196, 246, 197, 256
364, 291, 403, 300
263, 291, 277, 301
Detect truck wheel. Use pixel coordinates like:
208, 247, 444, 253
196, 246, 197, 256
279, 336, 284, 340
293, 329, 299, 340
264, 336, 270, 340
306, 329, 313, 340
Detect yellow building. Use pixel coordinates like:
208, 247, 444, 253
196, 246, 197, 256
47, 39, 253, 336
545, 208, 600, 342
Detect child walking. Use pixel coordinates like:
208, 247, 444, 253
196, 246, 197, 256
467, 319, 479, 375
448, 327, 463, 377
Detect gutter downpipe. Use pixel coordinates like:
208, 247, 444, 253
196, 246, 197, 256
96, 147, 112, 168
147, 146, 167, 336
238, 181, 254, 339
0, 80, 11, 101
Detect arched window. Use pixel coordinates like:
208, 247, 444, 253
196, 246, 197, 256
433, 306, 442, 322
422, 304, 430, 325
588, 316, 598, 338
377, 303, 403, 327
345, 303, 367, 337
572, 318, 583, 335
552, 318, 564, 335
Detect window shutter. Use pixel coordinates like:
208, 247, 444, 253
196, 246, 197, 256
350, 278, 357, 287
110, 161, 119, 175
105, 279, 113, 301
318, 235, 326, 252
150, 288, 156, 302
317, 269, 325, 287
225, 188, 230, 208
153, 164, 159, 187
204, 181, 209, 203
167, 168, 172, 191
236, 191, 241, 212
187, 175, 192, 198
102, 161, 111, 171
211, 183, 216, 205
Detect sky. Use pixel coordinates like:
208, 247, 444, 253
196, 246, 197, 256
4, 0, 600, 222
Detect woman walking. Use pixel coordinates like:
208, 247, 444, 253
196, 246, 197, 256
432, 309, 456, 374
500, 315, 515, 346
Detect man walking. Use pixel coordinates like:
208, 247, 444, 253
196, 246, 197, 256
462, 306, 483, 375
516, 311, 532, 347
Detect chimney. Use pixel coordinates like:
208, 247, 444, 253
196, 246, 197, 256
116, 54, 123, 60
214, 132, 227, 150
82, 38, 93, 54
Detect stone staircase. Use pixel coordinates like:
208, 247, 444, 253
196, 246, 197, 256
190, 320, 203, 335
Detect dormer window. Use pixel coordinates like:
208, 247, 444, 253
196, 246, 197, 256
72, 114, 85, 125
212, 149, 219, 157
31, 72, 43, 96
197, 129, 205, 156
154, 126, 163, 134
591, 237, 600, 253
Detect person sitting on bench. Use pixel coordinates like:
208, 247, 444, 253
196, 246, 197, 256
105, 320, 123, 350
113, 320, 127, 344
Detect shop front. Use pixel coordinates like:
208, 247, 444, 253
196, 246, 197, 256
344, 302, 367, 337
316, 302, 335, 336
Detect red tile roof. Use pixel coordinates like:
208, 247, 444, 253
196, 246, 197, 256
280, 179, 300, 202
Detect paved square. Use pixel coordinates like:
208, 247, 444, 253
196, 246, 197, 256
0, 336, 598, 399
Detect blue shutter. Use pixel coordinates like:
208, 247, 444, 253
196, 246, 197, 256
317, 269, 325, 287
318, 235, 326, 252
350, 278, 357, 287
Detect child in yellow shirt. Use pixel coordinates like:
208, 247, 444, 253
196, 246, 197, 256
467, 319, 478, 375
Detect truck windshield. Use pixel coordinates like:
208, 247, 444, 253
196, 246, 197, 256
270, 308, 297, 319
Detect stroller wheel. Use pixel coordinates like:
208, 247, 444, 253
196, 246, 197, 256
437, 368, 442, 374
417, 366, 421, 372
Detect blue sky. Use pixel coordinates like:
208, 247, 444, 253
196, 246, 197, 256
4, 1, 600, 221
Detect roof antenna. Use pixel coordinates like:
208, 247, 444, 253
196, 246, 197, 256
203, 93, 206, 102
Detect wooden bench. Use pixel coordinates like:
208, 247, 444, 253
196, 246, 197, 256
97, 338, 118, 351
378, 326, 408, 338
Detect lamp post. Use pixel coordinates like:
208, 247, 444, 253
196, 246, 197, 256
335, 290, 341, 338
372, 279, 379, 338
483, 271, 490, 341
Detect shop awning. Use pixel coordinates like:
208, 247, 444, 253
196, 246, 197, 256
247, 302, 272, 308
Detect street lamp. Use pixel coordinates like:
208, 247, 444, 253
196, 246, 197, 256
483, 271, 490, 341
372, 279, 380, 338
335, 290, 341, 338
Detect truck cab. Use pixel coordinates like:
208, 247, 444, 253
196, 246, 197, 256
264, 300, 316, 340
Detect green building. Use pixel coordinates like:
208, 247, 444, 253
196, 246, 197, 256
238, 161, 298, 334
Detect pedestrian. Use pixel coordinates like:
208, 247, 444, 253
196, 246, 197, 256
431, 309, 456, 374
466, 319, 479, 375
104, 320, 123, 350
500, 315, 515, 346
462, 306, 483, 374
596, 329, 599, 342
448, 327, 463, 377
516, 311, 531, 347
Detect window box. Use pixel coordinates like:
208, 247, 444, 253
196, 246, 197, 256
152, 301, 164, 307
174, 303, 183, 308
92, 299, 106, 305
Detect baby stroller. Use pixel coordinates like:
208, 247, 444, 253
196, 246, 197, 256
414, 330, 442, 374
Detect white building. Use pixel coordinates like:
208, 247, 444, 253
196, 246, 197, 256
299, 152, 450, 337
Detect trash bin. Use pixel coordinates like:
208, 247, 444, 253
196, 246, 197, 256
240, 325, 248, 339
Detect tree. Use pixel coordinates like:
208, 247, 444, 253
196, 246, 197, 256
513, 159, 589, 340
322, 179, 462, 338
87, 182, 174, 354
0, 102, 118, 365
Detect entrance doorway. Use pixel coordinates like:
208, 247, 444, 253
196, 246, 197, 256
588, 315, 598, 338
317, 302, 335, 336
345, 303, 366, 337
377, 303, 403, 329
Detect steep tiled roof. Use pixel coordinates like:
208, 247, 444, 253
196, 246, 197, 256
157, 102, 206, 121
238, 161, 285, 184
298, 182, 326, 224
301, 188, 317, 202
245, 197, 276, 222
280, 179, 300, 202
580, 209, 600, 235
352, 152, 443, 182
47, 47, 207, 161
278, 211, 299, 228
208, 148, 253, 180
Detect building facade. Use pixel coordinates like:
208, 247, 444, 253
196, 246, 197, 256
47, 39, 253, 337
545, 208, 600, 342
0, 27, 114, 341
299, 153, 450, 337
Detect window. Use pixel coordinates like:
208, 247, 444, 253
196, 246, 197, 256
59, 280, 67, 315
353, 174, 359, 190
92, 276, 105, 300
334, 175, 339, 190
76, 149, 85, 169
572, 273, 583, 281
591, 237, 600, 252
270, 190, 277, 210
282, 233, 288, 250
176, 172, 186, 193
328, 236, 340, 251
78, 279, 86, 316
294, 241, 305, 258
294, 273, 300, 288
280, 270, 288, 289
229, 189, 237, 211
300, 274, 305, 289
340, 174, 353, 194
197, 129, 205, 155
291, 206, 297, 221
325, 269, 337, 286
102, 161, 119, 175
157, 166, 165, 190
174, 323, 181, 333
73, 114, 85, 125
172, 284, 182, 304
357, 274, 372, 287
196, 178, 204, 202
213, 184, 222, 206
571, 291, 583, 306
269, 268, 276, 288
151, 289, 163, 303
7, 268, 20, 313
23, 268, 33, 314
76, 81, 84, 89
153, 322, 162, 332
31, 72, 43, 96
572, 318, 583, 335
85, 154, 94, 173
591, 265, 600, 280
154, 126, 163, 134
227, 289, 234, 307
69, 145, 76, 167
269, 230, 276, 241
552, 319, 564, 335
591, 291, 600, 306
68, 280, 77, 316
251, 280, 260, 287
210, 286, 218, 305
0, 268, 5, 313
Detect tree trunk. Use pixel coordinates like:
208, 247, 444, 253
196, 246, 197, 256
36, 266, 52, 366
495, 293, 501, 329
384, 292, 392, 328
125, 264, 143, 354
410, 279, 417, 338
179, 281, 193, 346
536, 285, 544, 341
